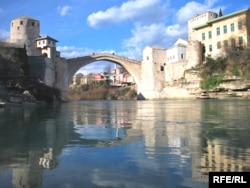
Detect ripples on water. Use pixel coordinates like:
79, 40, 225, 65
0, 99, 250, 188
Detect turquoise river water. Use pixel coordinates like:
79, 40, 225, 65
0, 99, 250, 188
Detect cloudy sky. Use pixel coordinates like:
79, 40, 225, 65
0, 0, 249, 73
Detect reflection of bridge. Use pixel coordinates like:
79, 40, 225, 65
67, 53, 142, 89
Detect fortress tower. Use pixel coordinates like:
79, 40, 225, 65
9, 16, 40, 55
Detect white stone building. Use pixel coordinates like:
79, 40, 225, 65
166, 38, 187, 64
35, 36, 58, 58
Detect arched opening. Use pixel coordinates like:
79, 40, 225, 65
68, 60, 137, 100
65, 53, 142, 100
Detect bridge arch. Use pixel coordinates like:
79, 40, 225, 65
67, 53, 142, 88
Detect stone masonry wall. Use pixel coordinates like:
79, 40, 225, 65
165, 61, 187, 83
55, 57, 68, 100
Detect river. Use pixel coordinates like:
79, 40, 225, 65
0, 99, 250, 188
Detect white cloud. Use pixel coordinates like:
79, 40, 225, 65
124, 24, 167, 48
87, 0, 166, 27
57, 46, 94, 58
59, 0, 222, 62
165, 24, 187, 37
122, 0, 220, 58
57, 46, 116, 59
57, 5, 71, 16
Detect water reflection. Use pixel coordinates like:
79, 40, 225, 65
0, 99, 250, 187
199, 100, 250, 174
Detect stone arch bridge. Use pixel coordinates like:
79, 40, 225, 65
67, 53, 142, 88
65, 53, 163, 99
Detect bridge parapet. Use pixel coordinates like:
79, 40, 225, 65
91, 53, 141, 64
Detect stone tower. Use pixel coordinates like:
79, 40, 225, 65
9, 16, 40, 55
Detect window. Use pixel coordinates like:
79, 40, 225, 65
209, 45, 212, 52
230, 23, 234, 32
231, 38, 236, 47
181, 54, 184, 59
146, 56, 149, 60
217, 42, 221, 49
223, 25, 227, 34
239, 36, 243, 46
216, 27, 220, 35
202, 33, 205, 40
32, 22, 35, 26
208, 31, 212, 39
224, 40, 228, 48
238, 21, 242, 30
20, 21, 23, 25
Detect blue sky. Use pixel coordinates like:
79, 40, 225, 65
0, 0, 249, 74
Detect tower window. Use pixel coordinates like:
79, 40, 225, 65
20, 21, 23, 25
238, 21, 243, 30
32, 22, 35, 26
216, 27, 220, 35
208, 31, 212, 39
209, 45, 212, 52
230, 23, 235, 32
223, 25, 227, 34
202, 33, 205, 40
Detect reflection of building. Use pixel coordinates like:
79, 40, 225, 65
39, 148, 56, 169
11, 151, 43, 188
200, 140, 250, 172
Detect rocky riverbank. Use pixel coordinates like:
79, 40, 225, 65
68, 85, 137, 100
0, 78, 61, 105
